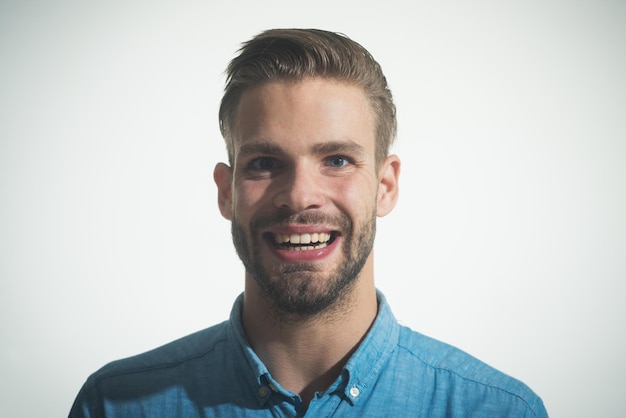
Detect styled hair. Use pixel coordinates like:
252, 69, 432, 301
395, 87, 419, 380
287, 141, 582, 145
218, 28, 397, 166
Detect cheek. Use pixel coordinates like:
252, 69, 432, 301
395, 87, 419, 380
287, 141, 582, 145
330, 174, 378, 213
233, 181, 271, 218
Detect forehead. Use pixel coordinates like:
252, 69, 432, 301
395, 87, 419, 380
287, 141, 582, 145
232, 78, 377, 157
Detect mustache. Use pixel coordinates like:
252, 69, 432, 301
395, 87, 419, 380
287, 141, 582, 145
250, 210, 350, 231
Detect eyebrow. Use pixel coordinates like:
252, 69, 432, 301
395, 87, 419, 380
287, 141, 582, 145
237, 141, 284, 158
237, 139, 367, 158
311, 140, 367, 157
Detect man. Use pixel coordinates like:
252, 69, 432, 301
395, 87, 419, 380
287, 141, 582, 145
70, 29, 548, 417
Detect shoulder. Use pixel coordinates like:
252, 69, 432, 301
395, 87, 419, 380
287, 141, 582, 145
392, 325, 547, 417
69, 321, 237, 417
82, 320, 231, 390
396, 325, 517, 386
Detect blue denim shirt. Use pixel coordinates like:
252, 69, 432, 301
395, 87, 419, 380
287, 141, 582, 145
70, 292, 548, 417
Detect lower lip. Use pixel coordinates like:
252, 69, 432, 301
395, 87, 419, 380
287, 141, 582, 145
267, 237, 340, 262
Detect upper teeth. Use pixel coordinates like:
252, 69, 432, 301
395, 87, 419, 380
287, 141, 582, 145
274, 232, 331, 244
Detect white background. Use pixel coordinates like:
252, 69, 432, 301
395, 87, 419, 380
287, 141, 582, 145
1, 1, 624, 417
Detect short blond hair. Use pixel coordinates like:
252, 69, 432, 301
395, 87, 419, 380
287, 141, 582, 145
218, 28, 397, 167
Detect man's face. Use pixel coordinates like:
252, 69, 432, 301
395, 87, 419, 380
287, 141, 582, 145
215, 78, 398, 317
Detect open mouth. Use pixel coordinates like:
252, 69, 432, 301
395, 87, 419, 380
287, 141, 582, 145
268, 232, 338, 251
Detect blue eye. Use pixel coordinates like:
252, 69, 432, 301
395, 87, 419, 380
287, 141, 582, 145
327, 156, 350, 168
251, 157, 277, 171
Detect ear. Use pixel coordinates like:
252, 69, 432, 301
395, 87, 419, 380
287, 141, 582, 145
376, 154, 401, 217
213, 162, 233, 220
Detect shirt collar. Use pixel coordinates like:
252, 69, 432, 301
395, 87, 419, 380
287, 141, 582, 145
338, 290, 399, 405
227, 290, 400, 406
227, 293, 276, 406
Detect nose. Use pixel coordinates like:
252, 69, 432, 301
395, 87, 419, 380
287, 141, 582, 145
273, 163, 326, 212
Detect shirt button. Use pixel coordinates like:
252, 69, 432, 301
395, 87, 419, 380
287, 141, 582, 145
258, 386, 270, 397
349, 386, 360, 398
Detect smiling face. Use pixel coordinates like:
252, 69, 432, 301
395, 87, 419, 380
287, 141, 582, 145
214, 78, 400, 318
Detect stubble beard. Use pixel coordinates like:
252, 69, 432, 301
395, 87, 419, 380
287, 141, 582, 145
231, 209, 377, 321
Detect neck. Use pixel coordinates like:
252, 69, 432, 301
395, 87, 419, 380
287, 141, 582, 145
242, 259, 378, 408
